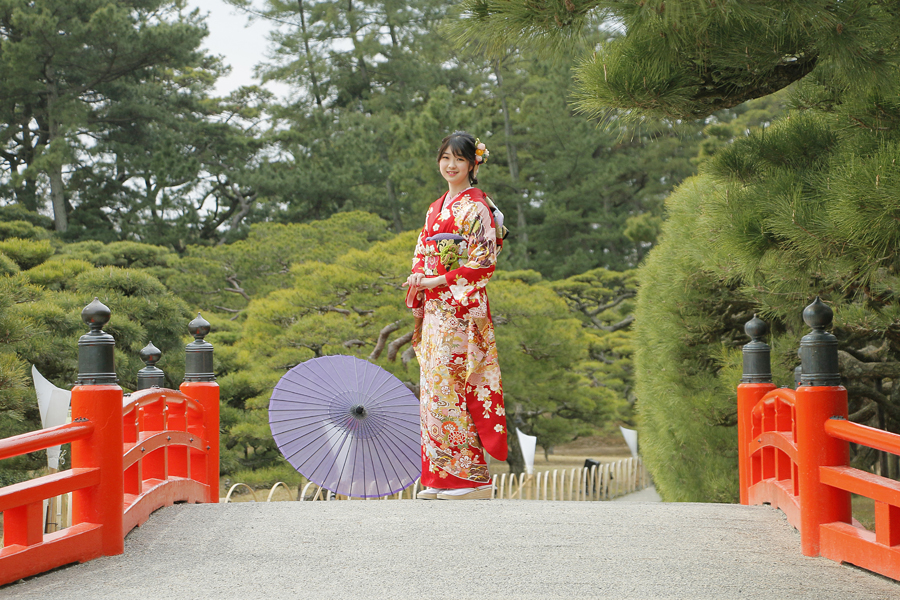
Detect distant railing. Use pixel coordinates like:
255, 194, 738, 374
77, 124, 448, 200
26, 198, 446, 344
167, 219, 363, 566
221, 456, 649, 503
738, 300, 900, 581
0, 301, 219, 586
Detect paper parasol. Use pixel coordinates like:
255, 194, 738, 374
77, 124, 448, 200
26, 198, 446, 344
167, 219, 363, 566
268, 355, 420, 498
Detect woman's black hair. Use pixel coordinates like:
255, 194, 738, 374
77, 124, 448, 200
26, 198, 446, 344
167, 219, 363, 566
436, 131, 478, 185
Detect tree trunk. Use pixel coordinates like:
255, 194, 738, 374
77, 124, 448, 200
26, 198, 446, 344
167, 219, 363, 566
46, 74, 68, 232
493, 61, 526, 263
48, 163, 67, 232
504, 415, 525, 474
14, 109, 41, 212
296, 0, 323, 107
346, 0, 371, 91
386, 178, 402, 233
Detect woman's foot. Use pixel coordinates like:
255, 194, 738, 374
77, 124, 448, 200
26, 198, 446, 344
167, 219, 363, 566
436, 485, 493, 500
416, 487, 443, 500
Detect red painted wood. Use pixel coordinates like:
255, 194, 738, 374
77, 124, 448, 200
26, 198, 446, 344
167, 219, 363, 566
819, 465, 900, 506
740, 379, 900, 579
181, 382, 220, 503
4, 502, 43, 547
0, 384, 219, 584
825, 418, 900, 456
738, 383, 776, 504
123, 431, 204, 470
123, 478, 208, 534
875, 502, 900, 548
71, 384, 125, 557
820, 522, 900, 580
748, 431, 797, 462
0, 421, 94, 461
0, 523, 103, 586
0, 468, 100, 513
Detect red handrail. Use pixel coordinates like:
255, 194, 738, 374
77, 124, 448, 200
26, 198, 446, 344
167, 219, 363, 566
739, 382, 900, 580
0, 382, 219, 586
123, 387, 204, 417
824, 418, 900, 456
0, 421, 94, 461
740, 384, 801, 526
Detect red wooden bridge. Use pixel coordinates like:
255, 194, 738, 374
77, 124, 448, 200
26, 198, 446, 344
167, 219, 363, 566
0, 298, 899, 597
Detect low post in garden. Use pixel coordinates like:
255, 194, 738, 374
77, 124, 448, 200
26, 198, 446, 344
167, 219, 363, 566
794, 297, 851, 556
737, 315, 776, 505
180, 313, 220, 503
70, 298, 125, 556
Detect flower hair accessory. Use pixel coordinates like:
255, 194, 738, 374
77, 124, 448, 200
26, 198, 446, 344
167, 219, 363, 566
475, 138, 490, 164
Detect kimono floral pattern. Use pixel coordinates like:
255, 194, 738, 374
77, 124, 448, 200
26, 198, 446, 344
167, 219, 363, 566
408, 188, 507, 489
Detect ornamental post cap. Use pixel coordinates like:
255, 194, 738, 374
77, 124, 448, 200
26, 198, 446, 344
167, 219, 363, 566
188, 313, 211, 341
803, 296, 833, 331
744, 314, 768, 341
81, 297, 111, 331
139, 341, 162, 367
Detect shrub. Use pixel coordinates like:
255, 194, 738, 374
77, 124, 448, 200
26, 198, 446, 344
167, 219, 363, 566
0, 238, 53, 270
23, 259, 93, 290
0, 220, 49, 241
0, 253, 19, 276
0, 205, 54, 229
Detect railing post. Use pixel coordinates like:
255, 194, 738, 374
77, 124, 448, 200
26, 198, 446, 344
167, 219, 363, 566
136, 342, 165, 390
70, 298, 124, 556
180, 313, 220, 503
795, 297, 850, 556
738, 315, 776, 505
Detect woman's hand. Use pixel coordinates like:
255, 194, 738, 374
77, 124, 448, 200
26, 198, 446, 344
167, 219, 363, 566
419, 275, 447, 290
403, 273, 426, 289
403, 273, 446, 290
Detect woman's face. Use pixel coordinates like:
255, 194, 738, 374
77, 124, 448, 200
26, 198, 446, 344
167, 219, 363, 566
439, 149, 472, 188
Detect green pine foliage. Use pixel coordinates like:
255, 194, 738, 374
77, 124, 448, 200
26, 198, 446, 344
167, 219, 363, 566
0, 254, 19, 276
636, 94, 900, 500
0, 220, 50, 241
0, 239, 54, 270
0, 241, 193, 484
457, 0, 900, 500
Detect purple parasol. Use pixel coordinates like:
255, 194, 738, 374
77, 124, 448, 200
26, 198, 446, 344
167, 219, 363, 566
268, 355, 420, 498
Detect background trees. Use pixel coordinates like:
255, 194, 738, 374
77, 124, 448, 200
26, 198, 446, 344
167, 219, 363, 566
456, 0, 900, 499
0, 0, 806, 489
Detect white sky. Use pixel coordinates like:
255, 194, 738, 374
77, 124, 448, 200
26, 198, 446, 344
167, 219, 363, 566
188, 0, 290, 98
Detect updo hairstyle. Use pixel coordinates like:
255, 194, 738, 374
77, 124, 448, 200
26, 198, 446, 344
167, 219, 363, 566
436, 131, 479, 185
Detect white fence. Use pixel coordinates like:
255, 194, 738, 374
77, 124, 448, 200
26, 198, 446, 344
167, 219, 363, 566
222, 457, 649, 503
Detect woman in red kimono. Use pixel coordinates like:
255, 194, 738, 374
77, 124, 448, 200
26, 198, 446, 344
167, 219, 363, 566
403, 131, 508, 500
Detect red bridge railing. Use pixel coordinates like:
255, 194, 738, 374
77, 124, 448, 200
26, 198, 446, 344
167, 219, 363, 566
0, 301, 219, 585
738, 300, 900, 580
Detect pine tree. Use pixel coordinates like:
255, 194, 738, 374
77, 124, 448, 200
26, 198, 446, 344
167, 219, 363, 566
455, 0, 900, 499
0, 0, 214, 232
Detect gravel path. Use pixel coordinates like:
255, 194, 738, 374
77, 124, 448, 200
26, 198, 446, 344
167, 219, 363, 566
2, 501, 897, 599
612, 485, 662, 502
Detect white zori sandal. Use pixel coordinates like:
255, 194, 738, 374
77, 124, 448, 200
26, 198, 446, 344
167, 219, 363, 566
436, 485, 493, 500
416, 488, 443, 500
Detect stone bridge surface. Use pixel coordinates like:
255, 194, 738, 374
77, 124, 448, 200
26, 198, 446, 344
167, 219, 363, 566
2, 501, 898, 600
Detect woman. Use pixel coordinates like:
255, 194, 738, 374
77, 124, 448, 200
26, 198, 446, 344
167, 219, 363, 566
403, 131, 508, 501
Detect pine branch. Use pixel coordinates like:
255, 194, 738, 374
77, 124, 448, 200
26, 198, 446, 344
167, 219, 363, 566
386, 331, 414, 362
368, 321, 401, 361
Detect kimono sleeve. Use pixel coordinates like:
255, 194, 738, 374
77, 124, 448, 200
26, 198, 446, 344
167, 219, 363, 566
406, 224, 428, 315
444, 199, 498, 307
410, 225, 427, 275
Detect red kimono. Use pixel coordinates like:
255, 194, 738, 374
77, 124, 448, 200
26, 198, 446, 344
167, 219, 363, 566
408, 187, 507, 489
